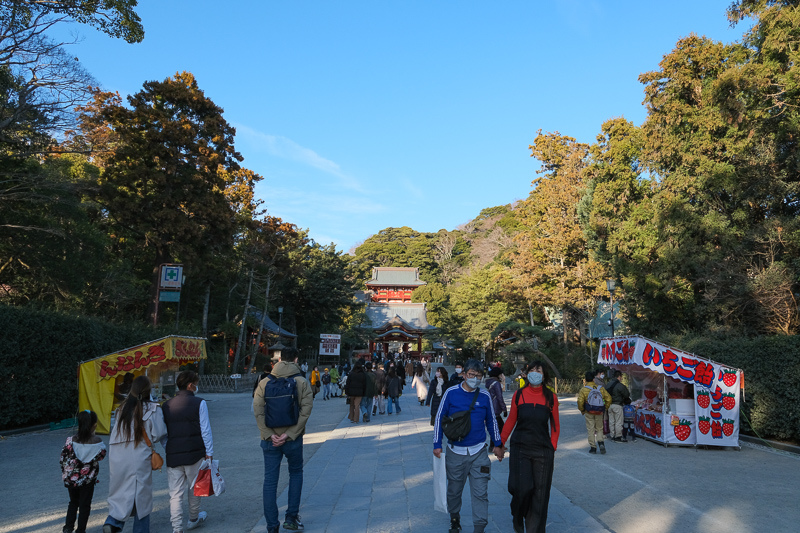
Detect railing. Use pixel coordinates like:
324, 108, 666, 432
553, 378, 584, 395
199, 374, 260, 393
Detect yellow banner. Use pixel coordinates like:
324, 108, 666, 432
93, 336, 206, 381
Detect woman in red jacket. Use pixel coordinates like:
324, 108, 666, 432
500, 360, 560, 533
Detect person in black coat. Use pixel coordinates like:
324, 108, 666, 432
425, 366, 449, 426
345, 360, 367, 424
445, 361, 464, 390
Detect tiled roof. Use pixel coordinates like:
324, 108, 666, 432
365, 302, 435, 330
248, 309, 297, 338
365, 267, 426, 287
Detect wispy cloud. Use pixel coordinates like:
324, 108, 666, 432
235, 124, 366, 193
401, 178, 424, 199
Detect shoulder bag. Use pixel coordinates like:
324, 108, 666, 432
142, 429, 163, 471
442, 389, 480, 442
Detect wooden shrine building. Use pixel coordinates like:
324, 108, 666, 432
362, 267, 436, 357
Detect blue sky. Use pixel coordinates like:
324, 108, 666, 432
63, 1, 745, 252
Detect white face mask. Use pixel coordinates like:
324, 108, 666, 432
455, 367, 463, 374
465, 377, 480, 389
527, 372, 543, 386
194, 385, 200, 394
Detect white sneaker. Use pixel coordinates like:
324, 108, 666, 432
187, 511, 207, 530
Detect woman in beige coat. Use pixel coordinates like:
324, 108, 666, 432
103, 376, 167, 533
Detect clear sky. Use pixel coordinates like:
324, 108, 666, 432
62, 1, 746, 252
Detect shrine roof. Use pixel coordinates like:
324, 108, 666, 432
365, 267, 426, 287
248, 309, 298, 338
365, 302, 436, 331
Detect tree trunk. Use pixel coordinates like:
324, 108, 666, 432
246, 277, 271, 375
231, 268, 253, 374
199, 283, 210, 375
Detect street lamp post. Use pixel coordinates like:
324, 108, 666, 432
269, 306, 286, 362
606, 279, 616, 337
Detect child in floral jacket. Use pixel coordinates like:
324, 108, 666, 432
60, 410, 107, 533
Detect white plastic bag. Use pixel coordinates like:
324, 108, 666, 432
210, 459, 225, 496
432, 454, 447, 513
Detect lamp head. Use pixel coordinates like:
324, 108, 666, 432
606, 278, 616, 294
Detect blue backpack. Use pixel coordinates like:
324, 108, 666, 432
263, 374, 301, 428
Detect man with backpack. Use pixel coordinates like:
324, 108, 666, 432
253, 348, 313, 533
577, 370, 611, 454
605, 370, 631, 442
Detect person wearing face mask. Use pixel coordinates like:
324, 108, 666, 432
499, 362, 560, 533
425, 367, 450, 426
446, 361, 465, 390
594, 368, 611, 439
433, 360, 503, 533
162, 371, 214, 533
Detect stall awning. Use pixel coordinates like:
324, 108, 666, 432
78, 336, 206, 434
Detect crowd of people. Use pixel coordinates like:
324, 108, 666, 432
60, 353, 598, 533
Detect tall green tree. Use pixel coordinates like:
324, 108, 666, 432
85, 72, 243, 323
512, 131, 607, 345
351, 226, 439, 284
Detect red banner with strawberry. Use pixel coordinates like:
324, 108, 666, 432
598, 335, 742, 448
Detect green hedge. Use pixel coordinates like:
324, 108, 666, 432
0, 305, 189, 430
663, 333, 800, 444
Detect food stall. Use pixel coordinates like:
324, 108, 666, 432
78, 336, 207, 434
597, 335, 743, 448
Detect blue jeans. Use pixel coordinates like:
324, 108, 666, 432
360, 398, 372, 420
104, 512, 150, 533
261, 437, 303, 530
387, 396, 401, 413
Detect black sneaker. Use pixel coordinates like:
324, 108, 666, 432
599, 442, 606, 454
589, 446, 597, 454
449, 515, 461, 533
283, 516, 304, 531
619, 437, 628, 442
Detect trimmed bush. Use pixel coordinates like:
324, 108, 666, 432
0, 305, 190, 430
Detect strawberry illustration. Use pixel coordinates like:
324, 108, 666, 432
722, 369, 737, 387
722, 419, 734, 437
722, 393, 736, 411
698, 416, 711, 435
673, 419, 692, 441
655, 419, 662, 437
696, 390, 710, 409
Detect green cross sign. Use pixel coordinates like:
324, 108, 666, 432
160, 264, 183, 289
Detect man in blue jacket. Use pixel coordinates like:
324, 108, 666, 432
433, 359, 504, 533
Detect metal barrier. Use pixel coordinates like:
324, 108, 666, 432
199, 374, 259, 393
554, 378, 584, 395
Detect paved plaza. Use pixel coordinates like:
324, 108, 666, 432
2, 382, 799, 533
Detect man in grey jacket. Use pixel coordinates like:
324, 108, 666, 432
253, 349, 313, 533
